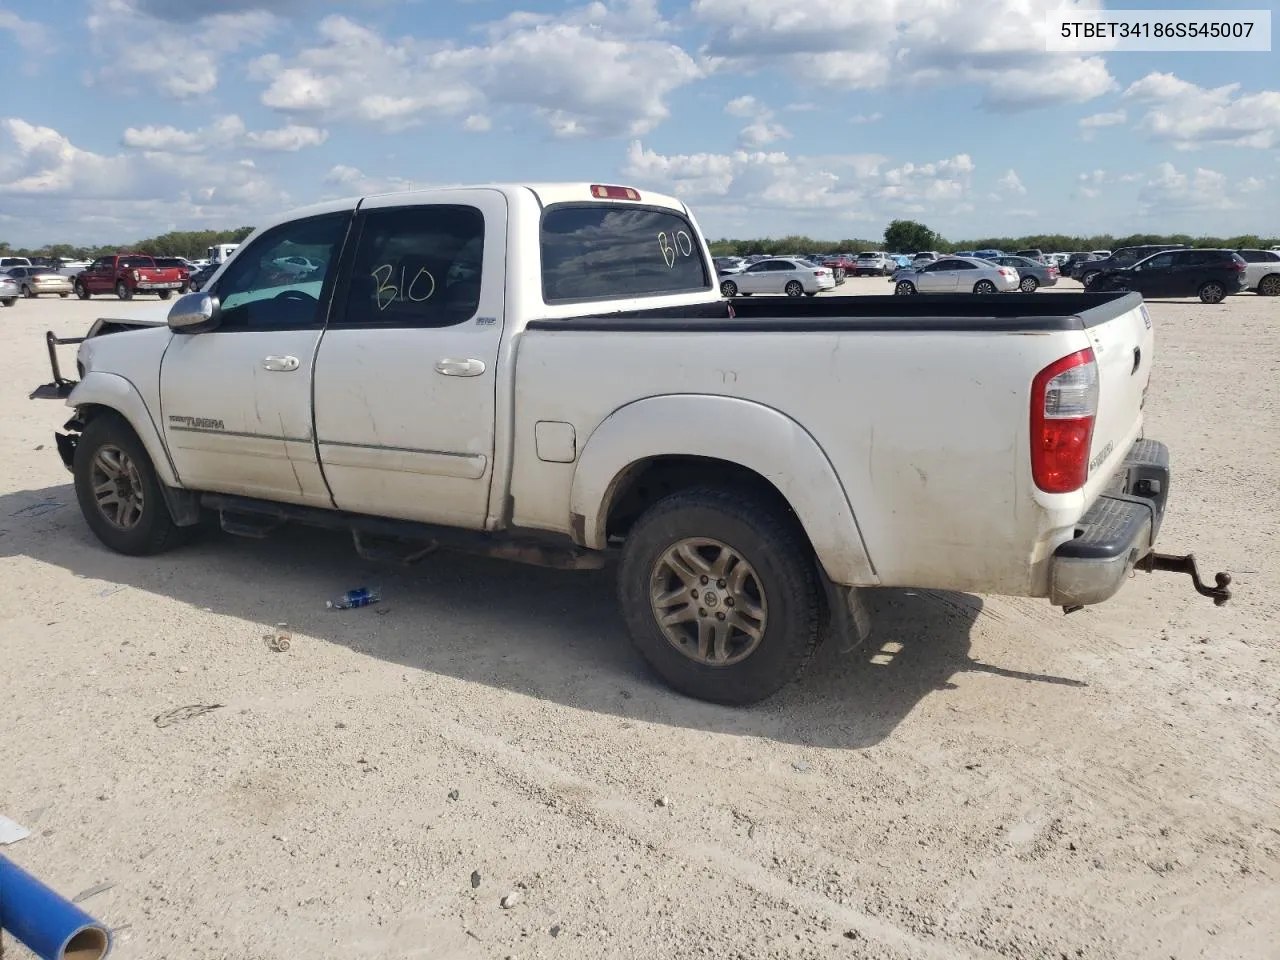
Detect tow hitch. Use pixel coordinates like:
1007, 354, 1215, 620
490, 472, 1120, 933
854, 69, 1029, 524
1138, 552, 1232, 606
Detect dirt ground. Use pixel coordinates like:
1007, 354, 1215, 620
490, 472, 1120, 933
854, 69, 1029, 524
1, 279, 1276, 960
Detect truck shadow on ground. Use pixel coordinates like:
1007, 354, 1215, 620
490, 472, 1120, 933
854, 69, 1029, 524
2, 484, 1086, 750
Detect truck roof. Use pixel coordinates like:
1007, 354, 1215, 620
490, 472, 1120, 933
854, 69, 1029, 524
252, 183, 687, 238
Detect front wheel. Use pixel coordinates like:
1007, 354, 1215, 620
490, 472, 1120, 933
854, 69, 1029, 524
973, 280, 997, 294
1199, 281, 1226, 304
617, 487, 822, 705
1081, 271, 1100, 288
720, 279, 738, 297
115, 281, 133, 300
75, 282, 90, 300
1019, 276, 1039, 293
73, 414, 184, 556
22, 285, 35, 299
1, 298, 15, 307
894, 280, 917, 295
784, 280, 804, 297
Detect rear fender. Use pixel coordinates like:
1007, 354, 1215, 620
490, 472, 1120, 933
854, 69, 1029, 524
569, 394, 878, 586
67, 372, 180, 487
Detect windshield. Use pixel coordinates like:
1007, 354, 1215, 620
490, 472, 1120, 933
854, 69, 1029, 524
540, 204, 710, 303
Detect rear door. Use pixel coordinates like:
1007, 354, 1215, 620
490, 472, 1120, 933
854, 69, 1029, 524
312, 190, 506, 529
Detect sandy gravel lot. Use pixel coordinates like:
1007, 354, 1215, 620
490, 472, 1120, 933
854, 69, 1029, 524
1, 280, 1277, 960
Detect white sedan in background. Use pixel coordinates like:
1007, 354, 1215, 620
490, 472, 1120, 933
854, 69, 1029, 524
720, 257, 836, 297
891, 255, 1019, 295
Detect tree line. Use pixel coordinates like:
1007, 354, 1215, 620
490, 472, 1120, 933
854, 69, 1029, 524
0, 227, 256, 261
708, 219, 1280, 257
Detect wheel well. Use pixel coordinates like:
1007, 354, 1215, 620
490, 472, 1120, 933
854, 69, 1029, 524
603, 455, 800, 542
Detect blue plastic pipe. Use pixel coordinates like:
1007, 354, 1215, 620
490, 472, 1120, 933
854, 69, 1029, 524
0, 854, 112, 960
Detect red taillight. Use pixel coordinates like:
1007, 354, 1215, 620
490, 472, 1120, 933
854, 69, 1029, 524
815, 269, 827, 276
589, 184, 641, 200
1030, 349, 1099, 494
1230, 259, 1246, 271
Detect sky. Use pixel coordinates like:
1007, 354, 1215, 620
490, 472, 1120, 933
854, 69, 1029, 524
0, 0, 1277, 246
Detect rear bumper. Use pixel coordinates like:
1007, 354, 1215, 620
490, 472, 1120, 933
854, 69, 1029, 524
1049, 438, 1170, 607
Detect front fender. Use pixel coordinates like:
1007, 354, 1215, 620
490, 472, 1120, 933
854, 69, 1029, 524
67, 372, 180, 487
569, 394, 878, 587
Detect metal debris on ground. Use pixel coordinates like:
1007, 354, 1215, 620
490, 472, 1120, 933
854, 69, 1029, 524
263, 623, 292, 652
98, 585, 126, 597
327, 586, 382, 611
72, 881, 115, 903
0, 815, 30, 845
154, 704, 224, 728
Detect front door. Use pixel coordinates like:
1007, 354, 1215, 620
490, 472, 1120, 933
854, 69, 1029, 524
312, 191, 507, 530
917, 259, 957, 293
159, 210, 355, 505
1132, 252, 1176, 298
736, 261, 772, 294
81, 258, 111, 294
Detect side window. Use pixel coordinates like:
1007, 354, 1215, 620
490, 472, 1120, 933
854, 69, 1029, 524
214, 213, 350, 330
337, 205, 485, 328
1238, 250, 1264, 263
952, 260, 978, 270
1143, 253, 1175, 270
770, 260, 795, 271
746, 262, 769, 273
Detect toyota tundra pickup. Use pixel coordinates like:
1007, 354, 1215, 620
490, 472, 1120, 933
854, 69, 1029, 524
32, 182, 1230, 705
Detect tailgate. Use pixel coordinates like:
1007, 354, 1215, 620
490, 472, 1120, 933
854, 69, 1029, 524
1083, 297, 1154, 489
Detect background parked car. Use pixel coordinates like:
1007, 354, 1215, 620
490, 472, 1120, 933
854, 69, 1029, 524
851, 252, 894, 276
892, 256, 1019, 294
714, 256, 747, 275
188, 262, 218, 292
1092, 248, 1246, 303
1077, 245, 1187, 286
1015, 248, 1045, 262
5, 265, 73, 298
984, 255, 1060, 292
0, 274, 18, 306
0, 256, 31, 268
720, 257, 835, 297
911, 251, 941, 266
1236, 249, 1280, 296
152, 256, 193, 292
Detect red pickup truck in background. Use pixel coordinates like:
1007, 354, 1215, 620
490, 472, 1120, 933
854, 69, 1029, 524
73, 254, 187, 300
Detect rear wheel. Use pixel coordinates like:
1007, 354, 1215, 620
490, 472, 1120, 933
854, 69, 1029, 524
1258, 274, 1280, 297
894, 280, 917, 295
22, 285, 35, 298
1019, 276, 1039, 293
75, 282, 90, 300
1081, 270, 1100, 288
157, 289, 172, 301
1, 298, 15, 307
973, 279, 997, 294
73, 414, 184, 556
720, 279, 738, 297
115, 281, 133, 300
1199, 281, 1226, 304
785, 280, 804, 297
59, 291, 70, 298
617, 487, 822, 705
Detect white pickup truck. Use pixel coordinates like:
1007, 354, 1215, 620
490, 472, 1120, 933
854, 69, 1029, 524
33, 182, 1230, 705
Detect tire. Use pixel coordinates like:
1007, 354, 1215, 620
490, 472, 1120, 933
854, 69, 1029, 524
973, 280, 997, 294
894, 280, 917, 295
22, 285, 35, 299
75, 282, 90, 300
1258, 274, 1280, 297
179, 282, 190, 294
1, 298, 15, 307
59, 292, 70, 298
617, 487, 822, 705
73, 413, 184, 556
720, 279, 738, 297
1199, 281, 1226, 304
157, 289, 172, 301
1019, 276, 1039, 293
785, 280, 804, 297
1081, 271, 1100, 288
115, 281, 133, 300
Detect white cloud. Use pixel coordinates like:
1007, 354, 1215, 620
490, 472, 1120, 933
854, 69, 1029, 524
1123, 72, 1280, 150
1136, 162, 1235, 214
725, 95, 759, 117
323, 164, 428, 196
120, 115, 326, 153
625, 139, 970, 226
462, 114, 492, 132
850, 112, 882, 124
0, 117, 285, 242
86, 0, 278, 99
691, 0, 1115, 110
739, 118, 790, 147
1078, 108, 1126, 140
253, 6, 703, 138
997, 169, 1026, 195
0, 9, 53, 53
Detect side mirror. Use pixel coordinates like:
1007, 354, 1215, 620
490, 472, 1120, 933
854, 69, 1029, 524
168, 291, 221, 333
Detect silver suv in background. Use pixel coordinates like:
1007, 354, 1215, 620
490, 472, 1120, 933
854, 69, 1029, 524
851, 252, 894, 276
1236, 249, 1280, 296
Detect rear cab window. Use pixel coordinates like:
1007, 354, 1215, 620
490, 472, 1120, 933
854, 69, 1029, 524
540, 204, 710, 304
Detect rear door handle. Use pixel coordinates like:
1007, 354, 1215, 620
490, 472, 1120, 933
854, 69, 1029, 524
435, 358, 486, 377
262, 355, 300, 372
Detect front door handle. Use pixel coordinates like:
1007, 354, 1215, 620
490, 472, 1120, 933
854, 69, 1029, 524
262, 355, 300, 372
435, 358, 486, 377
